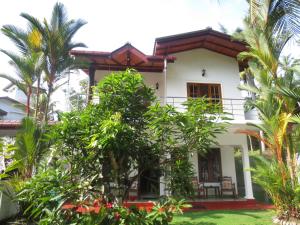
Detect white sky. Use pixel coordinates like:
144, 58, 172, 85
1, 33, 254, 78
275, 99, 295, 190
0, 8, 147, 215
0, 0, 298, 110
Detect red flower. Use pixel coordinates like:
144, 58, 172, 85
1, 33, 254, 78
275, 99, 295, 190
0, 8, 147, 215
106, 202, 113, 208
62, 203, 76, 210
94, 199, 101, 207
76, 206, 95, 214
114, 212, 120, 221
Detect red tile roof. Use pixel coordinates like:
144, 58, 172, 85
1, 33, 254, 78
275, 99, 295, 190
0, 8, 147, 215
0, 120, 56, 129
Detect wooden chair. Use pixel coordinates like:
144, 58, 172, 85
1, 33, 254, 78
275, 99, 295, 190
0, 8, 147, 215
220, 176, 236, 198
192, 177, 206, 198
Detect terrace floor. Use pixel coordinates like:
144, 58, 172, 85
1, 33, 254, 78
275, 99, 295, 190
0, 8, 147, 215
124, 198, 273, 211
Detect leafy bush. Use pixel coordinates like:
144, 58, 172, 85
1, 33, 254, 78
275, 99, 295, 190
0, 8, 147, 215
16, 162, 101, 224
252, 156, 300, 220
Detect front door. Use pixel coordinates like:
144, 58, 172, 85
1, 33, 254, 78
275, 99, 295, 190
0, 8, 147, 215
198, 148, 222, 182
139, 167, 160, 199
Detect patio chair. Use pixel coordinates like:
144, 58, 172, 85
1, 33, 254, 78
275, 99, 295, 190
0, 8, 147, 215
220, 176, 236, 198
192, 177, 206, 198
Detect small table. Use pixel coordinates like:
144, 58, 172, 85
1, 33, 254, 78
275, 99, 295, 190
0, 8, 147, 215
204, 185, 220, 198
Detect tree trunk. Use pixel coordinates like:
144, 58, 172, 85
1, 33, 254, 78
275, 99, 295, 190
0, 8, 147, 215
35, 76, 41, 120
44, 82, 53, 124
26, 87, 32, 117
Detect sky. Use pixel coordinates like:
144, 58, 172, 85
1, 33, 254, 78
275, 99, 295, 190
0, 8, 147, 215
0, 0, 294, 110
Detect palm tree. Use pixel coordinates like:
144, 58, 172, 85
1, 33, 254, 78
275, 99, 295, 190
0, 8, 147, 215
248, 0, 300, 37
0, 51, 42, 117
20, 2, 87, 123
1, 25, 44, 118
237, 0, 300, 218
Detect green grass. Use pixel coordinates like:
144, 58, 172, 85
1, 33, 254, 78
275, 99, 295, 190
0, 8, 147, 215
171, 210, 275, 225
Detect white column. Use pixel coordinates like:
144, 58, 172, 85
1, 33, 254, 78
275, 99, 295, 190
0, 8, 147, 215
163, 58, 167, 105
159, 175, 166, 196
160, 153, 170, 197
241, 144, 254, 199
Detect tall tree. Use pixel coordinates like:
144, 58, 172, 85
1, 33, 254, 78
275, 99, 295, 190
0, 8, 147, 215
237, 0, 300, 219
20, 2, 87, 122
0, 51, 42, 117
0, 26, 43, 117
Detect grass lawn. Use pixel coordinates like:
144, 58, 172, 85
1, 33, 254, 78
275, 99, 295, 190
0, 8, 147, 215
171, 210, 275, 225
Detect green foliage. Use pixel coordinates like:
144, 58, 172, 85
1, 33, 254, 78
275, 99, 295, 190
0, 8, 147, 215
16, 167, 189, 225
238, 0, 300, 220
146, 98, 228, 196
56, 69, 228, 202
1, 118, 50, 179
16, 161, 102, 224
251, 156, 300, 219
57, 69, 157, 201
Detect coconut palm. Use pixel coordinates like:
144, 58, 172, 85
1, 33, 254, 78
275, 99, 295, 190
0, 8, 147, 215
0, 51, 42, 117
248, 0, 300, 37
1, 25, 44, 118
20, 2, 87, 123
237, 0, 300, 219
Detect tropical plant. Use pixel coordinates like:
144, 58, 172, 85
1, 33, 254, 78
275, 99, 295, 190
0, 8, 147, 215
237, 0, 300, 220
20, 2, 87, 122
251, 157, 300, 220
1, 117, 50, 179
0, 51, 42, 117
16, 160, 102, 225
0, 24, 44, 118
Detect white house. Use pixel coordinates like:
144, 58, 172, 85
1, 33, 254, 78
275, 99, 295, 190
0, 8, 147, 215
71, 28, 260, 202
3, 83, 28, 105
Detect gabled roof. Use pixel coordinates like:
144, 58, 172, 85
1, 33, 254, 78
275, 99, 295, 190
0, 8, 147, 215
0, 120, 56, 130
0, 120, 21, 129
153, 28, 247, 58
71, 43, 176, 73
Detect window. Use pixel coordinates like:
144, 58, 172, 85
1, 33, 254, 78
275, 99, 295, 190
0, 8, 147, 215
198, 149, 222, 182
187, 83, 222, 103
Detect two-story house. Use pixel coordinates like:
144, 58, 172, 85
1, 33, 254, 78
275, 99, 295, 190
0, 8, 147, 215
71, 28, 260, 203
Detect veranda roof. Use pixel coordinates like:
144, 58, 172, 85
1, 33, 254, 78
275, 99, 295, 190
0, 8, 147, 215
71, 43, 176, 73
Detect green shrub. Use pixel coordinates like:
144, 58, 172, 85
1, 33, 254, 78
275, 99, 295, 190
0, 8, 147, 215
252, 156, 300, 220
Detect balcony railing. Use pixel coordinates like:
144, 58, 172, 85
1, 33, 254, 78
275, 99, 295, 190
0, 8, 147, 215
71, 95, 258, 121
163, 97, 258, 121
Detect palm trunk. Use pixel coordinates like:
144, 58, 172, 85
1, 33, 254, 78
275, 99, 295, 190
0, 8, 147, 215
35, 76, 41, 120
26, 87, 32, 117
44, 82, 53, 124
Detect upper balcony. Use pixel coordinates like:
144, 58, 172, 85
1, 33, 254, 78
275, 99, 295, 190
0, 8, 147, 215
162, 97, 259, 122
72, 93, 259, 122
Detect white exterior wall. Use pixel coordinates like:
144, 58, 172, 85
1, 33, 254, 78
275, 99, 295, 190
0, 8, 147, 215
166, 49, 245, 119
220, 146, 237, 190
4, 87, 27, 105
166, 48, 241, 98
0, 99, 26, 120
94, 70, 164, 98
